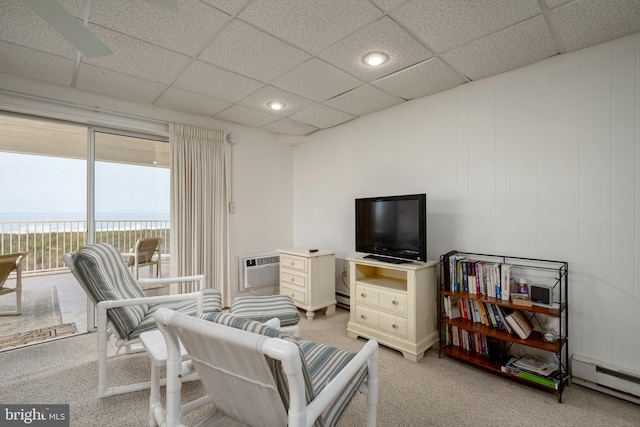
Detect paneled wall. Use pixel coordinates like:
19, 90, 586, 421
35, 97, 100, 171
294, 33, 639, 372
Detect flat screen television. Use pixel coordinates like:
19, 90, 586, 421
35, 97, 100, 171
355, 193, 426, 263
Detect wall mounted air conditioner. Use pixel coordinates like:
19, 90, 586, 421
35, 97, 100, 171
238, 253, 279, 291
572, 355, 640, 405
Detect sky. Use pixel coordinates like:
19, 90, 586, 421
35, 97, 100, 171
0, 152, 170, 220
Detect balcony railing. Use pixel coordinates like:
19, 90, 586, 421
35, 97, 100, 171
0, 219, 170, 274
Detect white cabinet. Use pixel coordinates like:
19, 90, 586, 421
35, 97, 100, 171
347, 257, 438, 362
278, 248, 336, 320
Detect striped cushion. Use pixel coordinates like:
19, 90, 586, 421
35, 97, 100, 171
230, 295, 300, 327
202, 312, 365, 427
73, 243, 223, 340
73, 243, 148, 339
128, 288, 222, 339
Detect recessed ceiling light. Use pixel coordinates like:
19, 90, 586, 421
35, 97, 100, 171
267, 101, 286, 110
362, 52, 389, 66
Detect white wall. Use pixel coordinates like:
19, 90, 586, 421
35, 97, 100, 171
294, 33, 640, 372
0, 74, 295, 306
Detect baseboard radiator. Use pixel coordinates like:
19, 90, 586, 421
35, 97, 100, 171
571, 355, 640, 404
238, 253, 279, 291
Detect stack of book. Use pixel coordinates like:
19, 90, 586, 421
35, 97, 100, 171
501, 355, 560, 389
503, 310, 533, 339
446, 255, 512, 301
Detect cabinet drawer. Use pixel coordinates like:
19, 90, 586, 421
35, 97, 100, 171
355, 283, 379, 306
280, 284, 306, 305
378, 289, 407, 315
280, 254, 307, 272
280, 270, 307, 288
355, 306, 379, 328
378, 312, 408, 339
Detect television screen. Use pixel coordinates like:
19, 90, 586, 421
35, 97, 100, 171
355, 194, 426, 262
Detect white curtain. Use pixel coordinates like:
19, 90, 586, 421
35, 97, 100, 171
169, 123, 228, 297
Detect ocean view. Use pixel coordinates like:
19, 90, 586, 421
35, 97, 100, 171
0, 212, 169, 222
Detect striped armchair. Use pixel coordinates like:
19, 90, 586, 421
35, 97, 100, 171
154, 309, 378, 427
63, 243, 222, 398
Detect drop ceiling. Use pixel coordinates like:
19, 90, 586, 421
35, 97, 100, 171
1, 0, 639, 136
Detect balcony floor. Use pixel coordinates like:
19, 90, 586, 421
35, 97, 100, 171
0, 263, 169, 352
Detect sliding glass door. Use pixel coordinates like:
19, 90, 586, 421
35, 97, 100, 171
0, 114, 169, 348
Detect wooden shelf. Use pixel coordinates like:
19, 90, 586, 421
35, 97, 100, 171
441, 290, 566, 316
441, 317, 565, 352
439, 251, 569, 402
440, 345, 568, 396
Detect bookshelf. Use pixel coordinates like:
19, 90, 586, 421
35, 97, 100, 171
439, 251, 569, 401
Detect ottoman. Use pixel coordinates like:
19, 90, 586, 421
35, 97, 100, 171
230, 294, 300, 336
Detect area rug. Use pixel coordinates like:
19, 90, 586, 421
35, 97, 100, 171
0, 323, 76, 351
0, 287, 63, 336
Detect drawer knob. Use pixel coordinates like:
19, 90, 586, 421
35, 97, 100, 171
392, 323, 398, 329
392, 300, 398, 305
360, 292, 366, 298
291, 277, 295, 282
290, 261, 295, 266
290, 292, 295, 297
360, 314, 366, 319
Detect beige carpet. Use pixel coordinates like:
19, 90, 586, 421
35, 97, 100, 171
1, 308, 640, 426
0, 287, 62, 336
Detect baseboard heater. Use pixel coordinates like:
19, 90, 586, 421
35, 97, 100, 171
571, 355, 640, 405
336, 291, 350, 309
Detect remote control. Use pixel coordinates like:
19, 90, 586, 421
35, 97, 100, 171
309, 249, 318, 253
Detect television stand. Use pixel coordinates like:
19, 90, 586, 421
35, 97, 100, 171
363, 254, 412, 264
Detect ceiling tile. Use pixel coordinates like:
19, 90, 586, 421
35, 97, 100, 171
442, 15, 558, 81
75, 63, 166, 103
318, 17, 432, 82
0, 42, 75, 86
155, 87, 231, 117
324, 84, 404, 116
199, 19, 310, 83
201, 0, 245, 15
261, 118, 318, 136
290, 104, 356, 129
391, 0, 541, 53
0, 0, 79, 59
238, 0, 383, 53
272, 58, 362, 102
548, 0, 640, 53
173, 60, 264, 103
214, 104, 280, 127
369, 0, 412, 12
238, 86, 314, 116
82, 26, 191, 84
372, 57, 467, 99
89, 0, 230, 57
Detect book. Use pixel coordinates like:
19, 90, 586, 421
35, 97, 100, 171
512, 354, 559, 377
501, 358, 559, 389
444, 296, 461, 319
510, 292, 532, 307
500, 263, 511, 301
504, 313, 529, 339
509, 310, 534, 336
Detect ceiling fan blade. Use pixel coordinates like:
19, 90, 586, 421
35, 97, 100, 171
142, 0, 179, 11
22, 0, 112, 58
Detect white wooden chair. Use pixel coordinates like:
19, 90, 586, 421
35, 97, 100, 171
63, 242, 222, 398
0, 251, 28, 316
154, 309, 379, 427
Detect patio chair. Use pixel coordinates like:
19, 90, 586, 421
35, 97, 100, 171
122, 236, 162, 281
63, 242, 222, 398
0, 251, 28, 316
154, 309, 379, 427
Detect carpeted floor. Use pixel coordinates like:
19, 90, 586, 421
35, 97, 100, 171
0, 287, 63, 336
1, 308, 640, 426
